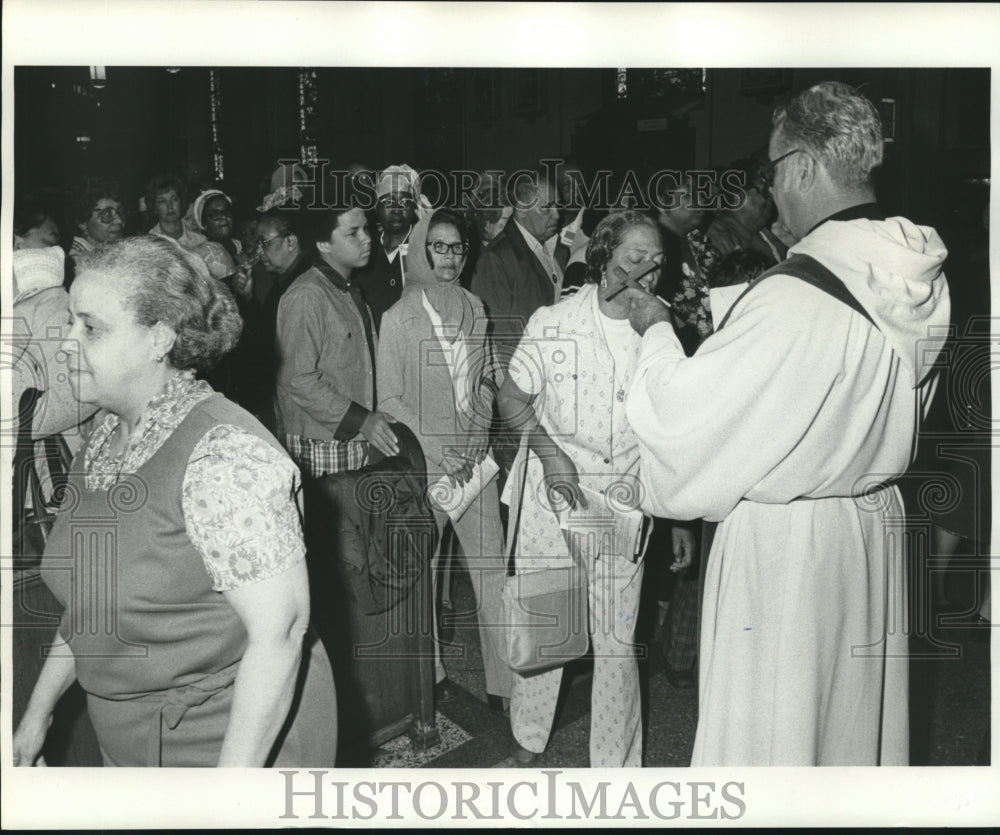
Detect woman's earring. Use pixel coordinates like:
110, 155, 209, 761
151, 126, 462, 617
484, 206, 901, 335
600, 270, 607, 289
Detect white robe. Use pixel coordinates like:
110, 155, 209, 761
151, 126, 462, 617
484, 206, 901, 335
626, 216, 950, 765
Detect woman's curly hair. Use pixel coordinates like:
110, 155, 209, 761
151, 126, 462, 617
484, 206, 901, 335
584, 210, 658, 284
73, 177, 125, 228
75, 235, 242, 373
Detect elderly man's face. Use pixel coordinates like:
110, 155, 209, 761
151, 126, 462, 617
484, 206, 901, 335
375, 190, 417, 236
514, 181, 560, 243
767, 131, 803, 239
256, 219, 298, 275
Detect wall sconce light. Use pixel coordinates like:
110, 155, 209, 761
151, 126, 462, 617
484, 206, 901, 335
879, 98, 896, 143
76, 135, 92, 150
90, 66, 106, 89
166, 67, 182, 75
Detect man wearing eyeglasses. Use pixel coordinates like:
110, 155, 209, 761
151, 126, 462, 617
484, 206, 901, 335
469, 168, 563, 482
355, 164, 422, 332
251, 209, 311, 432
624, 81, 950, 766
469, 168, 563, 374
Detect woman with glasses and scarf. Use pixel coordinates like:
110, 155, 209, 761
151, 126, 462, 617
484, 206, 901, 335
377, 207, 511, 710
192, 189, 243, 262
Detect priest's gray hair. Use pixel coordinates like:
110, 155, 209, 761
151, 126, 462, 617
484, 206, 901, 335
772, 81, 883, 189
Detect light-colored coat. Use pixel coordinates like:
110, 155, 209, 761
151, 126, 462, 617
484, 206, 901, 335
627, 216, 950, 765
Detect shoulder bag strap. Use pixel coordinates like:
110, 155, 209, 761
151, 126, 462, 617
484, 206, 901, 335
715, 253, 877, 332
13, 388, 42, 524
504, 434, 531, 573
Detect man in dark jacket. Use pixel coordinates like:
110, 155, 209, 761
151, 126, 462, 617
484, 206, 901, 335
252, 208, 312, 432
356, 164, 421, 332
470, 170, 562, 375
469, 170, 562, 481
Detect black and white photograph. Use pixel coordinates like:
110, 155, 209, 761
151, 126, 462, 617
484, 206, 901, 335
1, 1, 997, 828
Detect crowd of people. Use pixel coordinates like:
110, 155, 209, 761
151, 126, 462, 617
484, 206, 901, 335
11, 80, 963, 768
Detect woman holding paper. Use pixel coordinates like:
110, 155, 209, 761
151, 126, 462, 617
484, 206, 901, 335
497, 210, 689, 767
377, 207, 511, 708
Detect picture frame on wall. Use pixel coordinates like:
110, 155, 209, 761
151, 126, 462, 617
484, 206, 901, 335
739, 68, 793, 96
470, 69, 500, 124
514, 68, 546, 119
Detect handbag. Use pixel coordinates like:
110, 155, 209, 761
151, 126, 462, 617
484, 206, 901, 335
501, 439, 590, 675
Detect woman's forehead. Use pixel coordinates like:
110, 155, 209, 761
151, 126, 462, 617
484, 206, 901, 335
71, 269, 129, 307
335, 208, 366, 230
428, 222, 461, 240
619, 225, 660, 249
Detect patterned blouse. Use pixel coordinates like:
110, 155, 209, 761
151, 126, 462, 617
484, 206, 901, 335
667, 228, 722, 346
84, 371, 305, 591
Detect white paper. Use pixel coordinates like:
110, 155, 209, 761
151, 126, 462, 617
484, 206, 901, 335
428, 454, 499, 522
559, 484, 646, 559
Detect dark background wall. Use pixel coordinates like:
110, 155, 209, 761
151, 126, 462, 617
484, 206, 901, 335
14, 66, 990, 252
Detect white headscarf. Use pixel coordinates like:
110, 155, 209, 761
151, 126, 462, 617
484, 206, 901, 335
376, 163, 433, 218
191, 189, 230, 232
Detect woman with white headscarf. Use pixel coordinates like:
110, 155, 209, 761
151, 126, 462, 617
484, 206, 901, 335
377, 207, 511, 709
192, 189, 243, 261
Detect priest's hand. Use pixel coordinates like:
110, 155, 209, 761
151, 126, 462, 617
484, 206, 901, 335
624, 289, 672, 336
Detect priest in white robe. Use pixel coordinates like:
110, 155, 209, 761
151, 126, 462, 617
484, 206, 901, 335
624, 81, 950, 766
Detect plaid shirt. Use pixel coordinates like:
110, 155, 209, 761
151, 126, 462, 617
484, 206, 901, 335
284, 434, 369, 478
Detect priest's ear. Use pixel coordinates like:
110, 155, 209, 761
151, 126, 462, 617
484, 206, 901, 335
795, 152, 819, 192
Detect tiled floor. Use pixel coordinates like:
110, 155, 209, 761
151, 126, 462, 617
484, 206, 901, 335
366, 562, 990, 768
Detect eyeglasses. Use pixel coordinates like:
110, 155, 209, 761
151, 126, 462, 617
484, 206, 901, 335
377, 196, 417, 210
91, 206, 125, 223
255, 234, 287, 251
426, 241, 469, 256
766, 148, 803, 185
